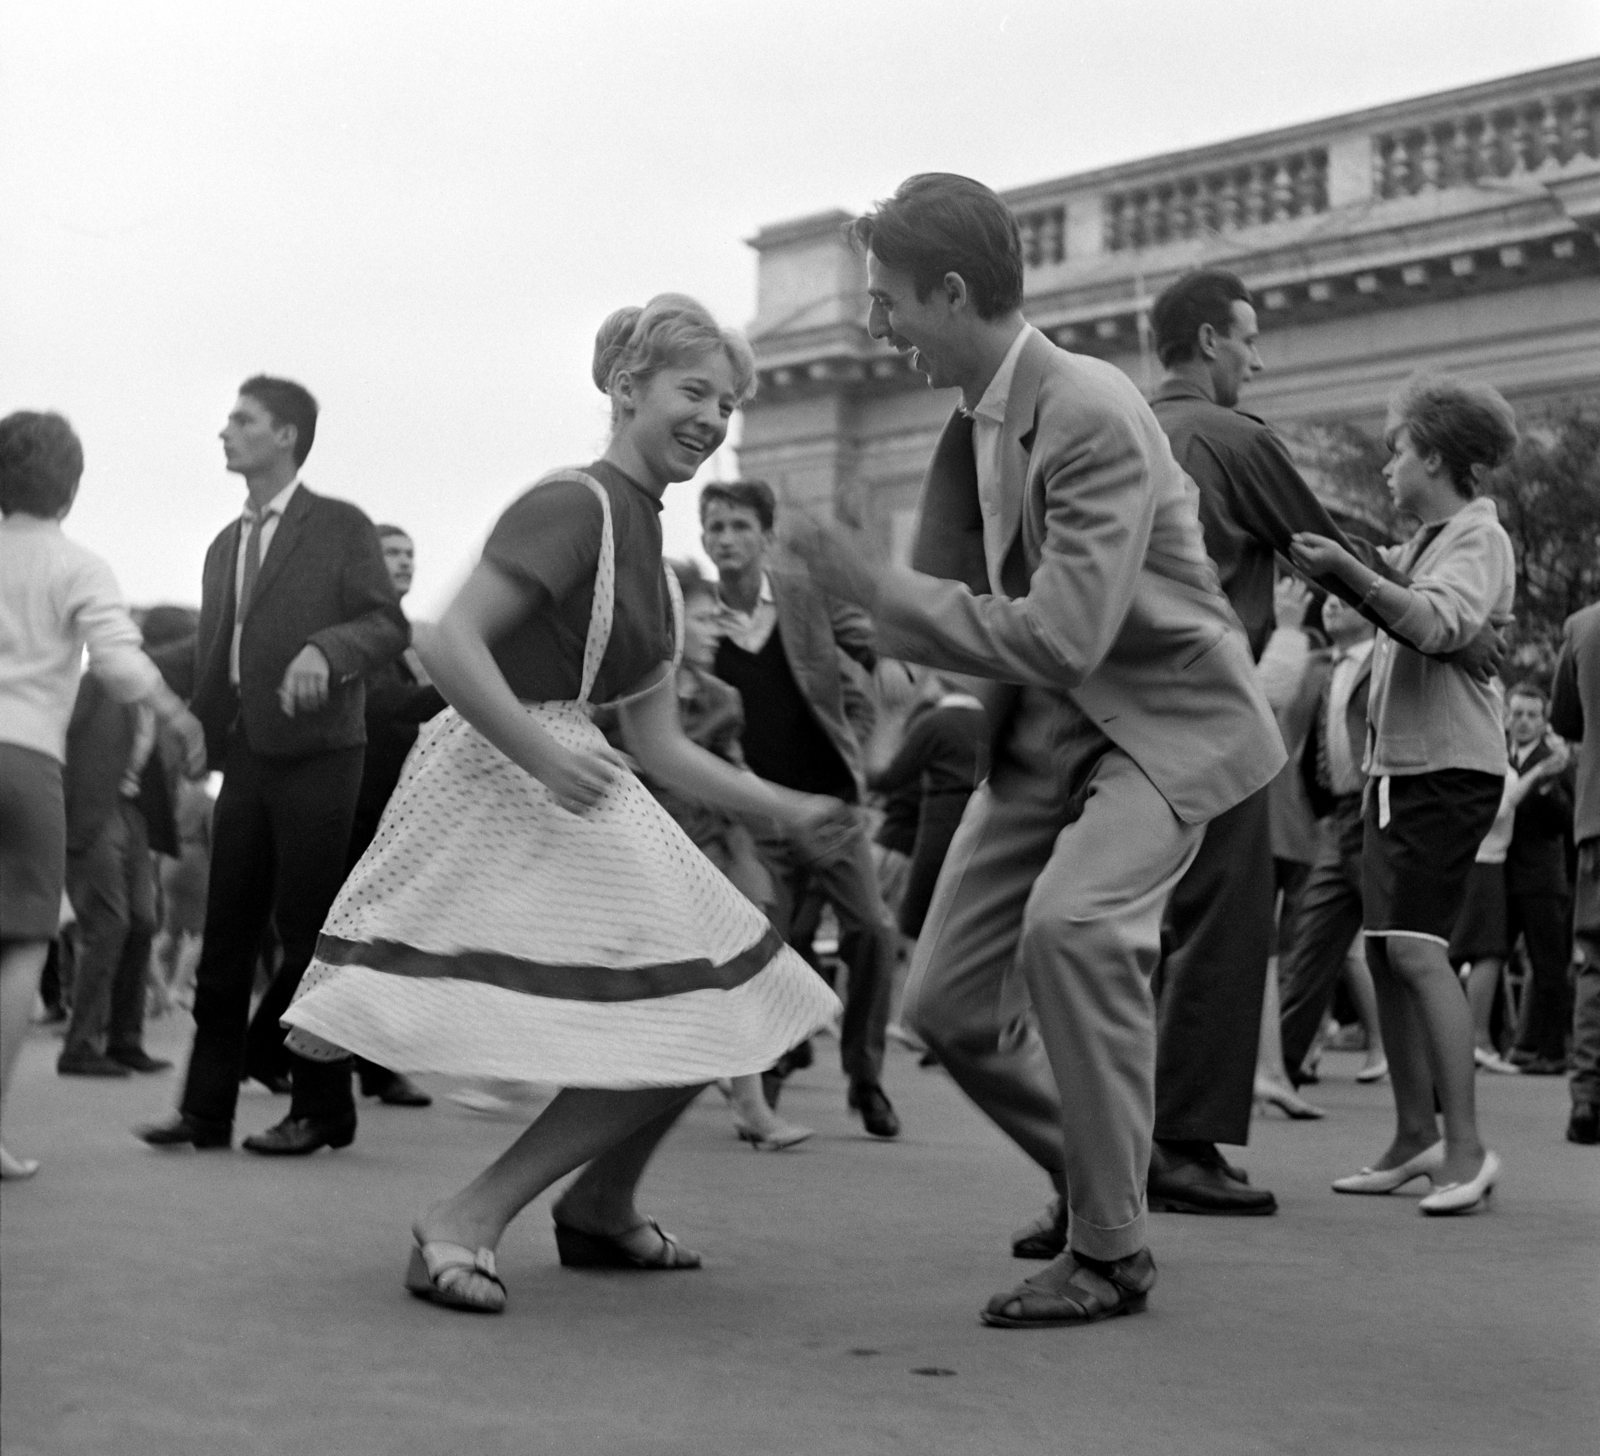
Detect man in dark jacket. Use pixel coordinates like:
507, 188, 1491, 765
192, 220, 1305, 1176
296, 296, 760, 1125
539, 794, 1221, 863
1140, 269, 1504, 1217
1551, 602, 1600, 1143
1503, 683, 1576, 1074
59, 609, 201, 1076
138, 376, 408, 1156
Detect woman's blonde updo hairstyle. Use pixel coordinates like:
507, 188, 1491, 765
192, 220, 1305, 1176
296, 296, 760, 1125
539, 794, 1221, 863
592, 293, 757, 424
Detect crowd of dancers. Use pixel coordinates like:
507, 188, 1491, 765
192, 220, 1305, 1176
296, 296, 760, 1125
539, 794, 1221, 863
2, 172, 1596, 1330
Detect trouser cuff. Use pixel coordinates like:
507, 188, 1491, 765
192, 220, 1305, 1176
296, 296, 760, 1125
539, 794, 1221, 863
1068, 1205, 1147, 1262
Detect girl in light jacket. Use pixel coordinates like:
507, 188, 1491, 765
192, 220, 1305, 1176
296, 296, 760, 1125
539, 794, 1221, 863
1291, 372, 1517, 1216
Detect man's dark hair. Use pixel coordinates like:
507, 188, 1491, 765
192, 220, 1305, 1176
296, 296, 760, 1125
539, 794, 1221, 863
239, 375, 318, 467
699, 479, 776, 533
0, 410, 83, 517
1150, 270, 1253, 367
849, 173, 1024, 320
1508, 681, 1549, 709
375, 524, 412, 541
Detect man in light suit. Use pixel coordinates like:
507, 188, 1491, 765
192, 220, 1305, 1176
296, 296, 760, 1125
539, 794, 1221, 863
788, 174, 1284, 1327
137, 376, 408, 1156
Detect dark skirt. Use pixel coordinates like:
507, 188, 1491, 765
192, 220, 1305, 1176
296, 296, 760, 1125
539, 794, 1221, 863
1363, 769, 1506, 945
0, 743, 66, 942
1448, 860, 1509, 963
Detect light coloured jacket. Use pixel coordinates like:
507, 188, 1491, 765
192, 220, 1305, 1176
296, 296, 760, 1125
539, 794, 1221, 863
0, 514, 160, 762
1365, 496, 1514, 778
824, 328, 1284, 826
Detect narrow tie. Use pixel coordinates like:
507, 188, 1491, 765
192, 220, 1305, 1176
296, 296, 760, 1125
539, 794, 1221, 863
239, 507, 266, 618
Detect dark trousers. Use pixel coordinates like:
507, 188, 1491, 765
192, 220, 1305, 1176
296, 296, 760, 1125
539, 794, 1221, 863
759, 821, 895, 1086
1570, 841, 1600, 1107
1152, 784, 1275, 1146
180, 734, 362, 1128
1278, 797, 1366, 1080
62, 800, 156, 1060
1509, 887, 1575, 1062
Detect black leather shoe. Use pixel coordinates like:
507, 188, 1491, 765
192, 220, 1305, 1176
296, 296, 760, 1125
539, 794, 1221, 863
847, 1082, 901, 1139
368, 1074, 432, 1108
1148, 1144, 1277, 1215
58, 1050, 131, 1077
1011, 1197, 1068, 1260
136, 1114, 232, 1149
243, 1066, 293, 1096
242, 1112, 357, 1156
1568, 1103, 1599, 1145
108, 1048, 173, 1074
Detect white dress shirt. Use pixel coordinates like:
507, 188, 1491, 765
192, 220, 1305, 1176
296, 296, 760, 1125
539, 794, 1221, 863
230, 479, 299, 685
1324, 636, 1374, 796
717, 571, 779, 655
969, 324, 1032, 594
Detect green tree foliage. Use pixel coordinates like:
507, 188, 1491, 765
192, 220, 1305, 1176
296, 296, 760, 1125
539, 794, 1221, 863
1483, 402, 1600, 682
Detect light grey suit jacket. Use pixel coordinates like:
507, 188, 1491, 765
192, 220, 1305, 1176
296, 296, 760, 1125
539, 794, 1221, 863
766, 563, 878, 798
831, 327, 1284, 826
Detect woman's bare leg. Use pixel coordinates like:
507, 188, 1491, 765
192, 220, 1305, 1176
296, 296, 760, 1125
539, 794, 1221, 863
1255, 958, 1324, 1116
1, 940, 50, 1175
414, 1084, 702, 1252
1371, 935, 1485, 1182
1365, 936, 1442, 1168
1343, 947, 1386, 1072
1465, 956, 1506, 1052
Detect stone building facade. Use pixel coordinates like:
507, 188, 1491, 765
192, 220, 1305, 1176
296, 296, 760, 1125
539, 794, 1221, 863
738, 59, 1600, 555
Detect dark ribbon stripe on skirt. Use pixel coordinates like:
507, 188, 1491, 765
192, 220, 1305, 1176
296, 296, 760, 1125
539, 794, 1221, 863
312, 925, 787, 1003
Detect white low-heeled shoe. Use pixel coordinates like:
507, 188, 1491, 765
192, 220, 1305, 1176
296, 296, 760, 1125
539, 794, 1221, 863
1418, 1150, 1500, 1216
1331, 1140, 1445, 1194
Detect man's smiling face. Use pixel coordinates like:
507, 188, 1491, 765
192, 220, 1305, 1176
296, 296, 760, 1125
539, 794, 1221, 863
865, 251, 967, 392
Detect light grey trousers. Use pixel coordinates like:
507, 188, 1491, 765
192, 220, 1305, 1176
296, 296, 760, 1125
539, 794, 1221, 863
903, 689, 1201, 1261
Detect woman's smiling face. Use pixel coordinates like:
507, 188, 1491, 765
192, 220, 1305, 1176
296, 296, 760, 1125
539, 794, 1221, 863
617, 349, 740, 489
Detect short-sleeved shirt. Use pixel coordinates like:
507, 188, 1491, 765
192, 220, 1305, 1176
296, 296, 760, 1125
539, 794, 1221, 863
482, 460, 673, 705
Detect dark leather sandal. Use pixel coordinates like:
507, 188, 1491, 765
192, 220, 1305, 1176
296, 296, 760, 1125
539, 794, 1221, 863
1011, 1197, 1068, 1260
404, 1240, 507, 1313
553, 1216, 702, 1271
981, 1249, 1156, 1328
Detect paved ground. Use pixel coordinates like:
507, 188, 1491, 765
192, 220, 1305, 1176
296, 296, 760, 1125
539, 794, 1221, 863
2, 1016, 1597, 1456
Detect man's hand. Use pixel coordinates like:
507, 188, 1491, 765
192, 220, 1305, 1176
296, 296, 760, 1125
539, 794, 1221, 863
788, 793, 860, 863
1443, 619, 1509, 686
277, 644, 331, 717
779, 514, 877, 608
539, 745, 623, 816
168, 708, 209, 780
1273, 576, 1312, 631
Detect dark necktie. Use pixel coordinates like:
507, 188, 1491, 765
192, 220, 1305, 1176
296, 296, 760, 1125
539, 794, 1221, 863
239, 507, 267, 618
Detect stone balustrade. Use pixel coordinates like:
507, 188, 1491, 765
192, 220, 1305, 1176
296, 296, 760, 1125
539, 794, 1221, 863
1373, 84, 1599, 198
1102, 148, 1330, 252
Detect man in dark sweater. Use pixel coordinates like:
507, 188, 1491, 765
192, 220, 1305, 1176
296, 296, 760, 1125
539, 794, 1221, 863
1138, 269, 1506, 1218
701, 480, 901, 1138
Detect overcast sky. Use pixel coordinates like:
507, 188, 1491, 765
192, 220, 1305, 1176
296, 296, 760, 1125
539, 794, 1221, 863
4, 1, 1595, 616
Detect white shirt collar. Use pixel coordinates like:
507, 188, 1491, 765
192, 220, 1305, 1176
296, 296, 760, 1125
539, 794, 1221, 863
1334, 636, 1375, 667
969, 325, 1031, 425
244, 478, 300, 522
721, 571, 773, 609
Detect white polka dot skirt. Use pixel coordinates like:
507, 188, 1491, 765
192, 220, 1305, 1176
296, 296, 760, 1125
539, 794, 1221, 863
282, 703, 839, 1088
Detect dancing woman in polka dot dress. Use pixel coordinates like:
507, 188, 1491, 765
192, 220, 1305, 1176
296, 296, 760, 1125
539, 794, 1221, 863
282, 295, 844, 1313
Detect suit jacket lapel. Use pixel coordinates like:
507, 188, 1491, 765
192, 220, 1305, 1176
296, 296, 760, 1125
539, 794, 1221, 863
244, 486, 312, 620
994, 329, 1051, 579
